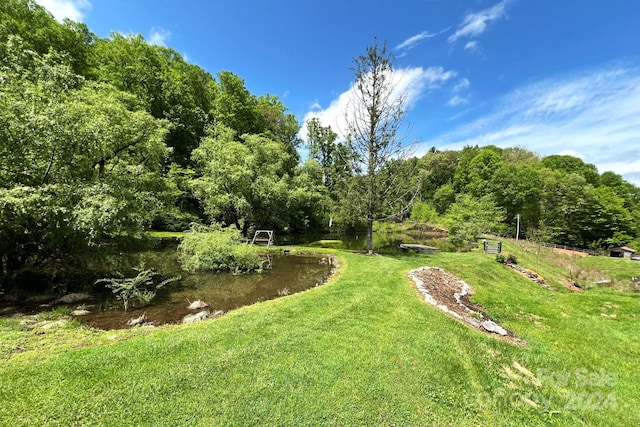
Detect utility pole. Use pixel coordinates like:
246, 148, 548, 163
515, 214, 521, 241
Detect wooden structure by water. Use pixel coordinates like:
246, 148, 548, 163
399, 244, 441, 254
251, 230, 276, 246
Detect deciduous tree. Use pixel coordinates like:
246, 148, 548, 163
344, 39, 412, 254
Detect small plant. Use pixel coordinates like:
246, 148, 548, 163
506, 254, 518, 264
277, 288, 290, 296
470, 311, 483, 320
495, 254, 506, 264
96, 265, 181, 311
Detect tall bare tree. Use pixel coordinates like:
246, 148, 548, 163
345, 39, 412, 254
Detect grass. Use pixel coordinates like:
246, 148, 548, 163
147, 230, 187, 238
497, 237, 640, 291
0, 245, 639, 426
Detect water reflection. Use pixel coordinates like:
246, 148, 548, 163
80, 253, 335, 330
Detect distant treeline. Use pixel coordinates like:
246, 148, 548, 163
1, 0, 638, 282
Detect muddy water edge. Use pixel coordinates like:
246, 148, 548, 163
0, 245, 336, 330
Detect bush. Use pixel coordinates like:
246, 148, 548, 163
496, 253, 518, 265
178, 223, 261, 273
410, 202, 438, 223
96, 265, 181, 311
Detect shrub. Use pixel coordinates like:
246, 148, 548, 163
410, 202, 438, 223
496, 253, 518, 265
178, 223, 261, 273
96, 265, 181, 311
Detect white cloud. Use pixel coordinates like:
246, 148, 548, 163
449, 1, 508, 43
453, 78, 471, 92
464, 41, 479, 52
416, 66, 640, 185
34, 0, 91, 22
309, 101, 322, 110
395, 27, 449, 54
558, 149, 585, 159
396, 31, 435, 51
148, 27, 171, 46
447, 95, 469, 107
300, 66, 456, 142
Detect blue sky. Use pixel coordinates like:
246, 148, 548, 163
37, 0, 640, 184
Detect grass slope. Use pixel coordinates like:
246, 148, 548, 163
1, 246, 638, 426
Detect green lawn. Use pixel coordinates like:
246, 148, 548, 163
1, 247, 638, 426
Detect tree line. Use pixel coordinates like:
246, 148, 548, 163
1, 0, 639, 284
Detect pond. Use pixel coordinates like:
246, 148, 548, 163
0, 248, 336, 330
282, 225, 450, 252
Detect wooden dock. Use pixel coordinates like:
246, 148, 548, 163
399, 244, 441, 254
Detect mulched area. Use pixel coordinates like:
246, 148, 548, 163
408, 267, 525, 345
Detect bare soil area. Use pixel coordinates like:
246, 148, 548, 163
408, 267, 525, 345
552, 248, 589, 258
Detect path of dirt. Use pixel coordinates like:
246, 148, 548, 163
408, 267, 525, 345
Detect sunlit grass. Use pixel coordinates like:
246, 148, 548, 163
0, 247, 638, 426
147, 230, 187, 238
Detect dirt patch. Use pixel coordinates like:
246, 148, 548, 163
552, 248, 589, 258
560, 279, 583, 293
408, 267, 525, 345
504, 264, 555, 291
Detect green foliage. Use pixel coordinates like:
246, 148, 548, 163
445, 195, 505, 249
542, 154, 599, 185
305, 118, 351, 193
418, 149, 459, 199
191, 125, 328, 234
0, 37, 172, 277
410, 201, 438, 223
177, 224, 262, 273
432, 183, 456, 214
96, 265, 181, 311
494, 250, 517, 266
411, 143, 640, 250
0, 0, 95, 76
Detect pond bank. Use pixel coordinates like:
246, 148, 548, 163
1, 251, 338, 330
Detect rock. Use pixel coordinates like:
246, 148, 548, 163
210, 310, 224, 319
464, 315, 482, 328
57, 293, 92, 304
26, 295, 55, 303
71, 309, 90, 316
20, 319, 37, 327
127, 313, 146, 326
481, 320, 508, 336
40, 320, 67, 330
437, 304, 449, 314
182, 310, 210, 324
187, 300, 208, 310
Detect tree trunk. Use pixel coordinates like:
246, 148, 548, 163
241, 220, 250, 238
366, 214, 373, 255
